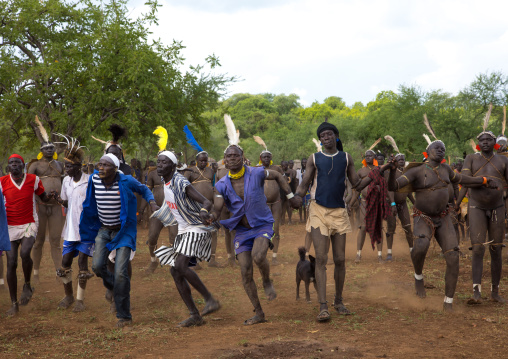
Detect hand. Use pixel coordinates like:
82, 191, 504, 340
149, 202, 160, 212
49, 190, 58, 200
200, 211, 215, 225
485, 178, 501, 190
290, 195, 302, 209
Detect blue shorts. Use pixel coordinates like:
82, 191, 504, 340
62, 240, 94, 257
234, 224, 274, 255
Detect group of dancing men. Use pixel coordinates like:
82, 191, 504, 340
0, 112, 506, 326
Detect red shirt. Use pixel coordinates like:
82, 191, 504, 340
0, 174, 45, 226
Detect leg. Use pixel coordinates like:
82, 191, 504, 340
270, 201, 282, 266
170, 255, 203, 327
220, 208, 235, 267
310, 227, 331, 321
5, 240, 21, 315
252, 236, 276, 301
19, 236, 35, 305
412, 217, 432, 298
280, 198, 287, 225
487, 207, 506, 303
91, 229, 115, 295
385, 214, 396, 261
208, 231, 219, 267
398, 203, 414, 249
113, 246, 132, 324
32, 205, 48, 282
47, 206, 64, 270
74, 252, 93, 312
330, 233, 350, 314
145, 217, 164, 274
304, 231, 312, 255
287, 200, 293, 224
435, 215, 460, 311
355, 204, 366, 263
237, 250, 267, 325
57, 251, 75, 309
468, 207, 488, 303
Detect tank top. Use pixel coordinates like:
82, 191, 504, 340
310, 151, 348, 208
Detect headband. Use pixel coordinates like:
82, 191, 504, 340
159, 150, 178, 164
101, 154, 119, 169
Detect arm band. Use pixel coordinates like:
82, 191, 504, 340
483, 177, 487, 185
286, 192, 294, 199
391, 202, 396, 206
200, 208, 208, 213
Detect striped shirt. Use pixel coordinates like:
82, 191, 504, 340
92, 174, 121, 226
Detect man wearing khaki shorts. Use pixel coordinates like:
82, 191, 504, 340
294, 122, 392, 322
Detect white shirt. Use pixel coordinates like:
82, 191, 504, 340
61, 173, 89, 241
164, 182, 206, 235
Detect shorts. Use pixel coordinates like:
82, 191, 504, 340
234, 223, 274, 255
62, 240, 95, 257
306, 201, 352, 237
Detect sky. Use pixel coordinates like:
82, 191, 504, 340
128, 0, 508, 107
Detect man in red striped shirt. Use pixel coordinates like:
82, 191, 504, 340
1, 154, 51, 316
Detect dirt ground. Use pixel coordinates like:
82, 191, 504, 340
0, 219, 507, 358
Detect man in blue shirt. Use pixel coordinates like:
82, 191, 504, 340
211, 144, 298, 325
79, 154, 159, 327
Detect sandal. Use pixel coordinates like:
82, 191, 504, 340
317, 309, 331, 322
334, 303, 351, 315
243, 315, 267, 325
177, 315, 204, 328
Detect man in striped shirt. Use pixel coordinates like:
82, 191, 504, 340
79, 154, 158, 327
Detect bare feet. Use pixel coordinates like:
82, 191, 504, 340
354, 254, 361, 264
201, 297, 221, 316
33, 274, 40, 285
73, 300, 86, 312
145, 261, 158, 274
243, 314, 267, 325
377, 256, 384, 263
6, 302, 19, 317
271, 257, 280, 266
109, 301, 117, 314
263, 281, 277, 301
177, 314, 204, 327
415, 278, 426, 298
228, 258, 236, 267
19, 283, 34, 306
57, 295, 75, 309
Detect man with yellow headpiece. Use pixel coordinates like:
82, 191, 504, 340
28, 116, 64, 283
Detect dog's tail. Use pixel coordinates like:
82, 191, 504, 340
298, 246, 306, 261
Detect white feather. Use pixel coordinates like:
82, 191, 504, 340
224, 114, 239, 145
35, 115, 49, 142
423, 134, 431, 145
312, 138, 322, 152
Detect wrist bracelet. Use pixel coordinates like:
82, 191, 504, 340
200, 208, 209, 213
482, 177, 487, 185
391, 202, 396, 206
286, 192, 294, 199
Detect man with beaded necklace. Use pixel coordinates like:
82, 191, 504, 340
209, 144, 297, 325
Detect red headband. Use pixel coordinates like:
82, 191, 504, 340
8, 154, 24, 164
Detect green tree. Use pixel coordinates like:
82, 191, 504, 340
0, 0, 234, 160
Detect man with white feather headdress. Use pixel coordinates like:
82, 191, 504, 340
387, 113, 499, 311
28, 116, 65, 283
456, 104, 508, 305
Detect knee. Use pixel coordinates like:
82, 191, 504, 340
333, 256, 345, 267
7, 259, 17, 271
472, 244, 485, 256
20, 249, 32, 262
240, 266, 253, 283
252, 252, 265, 266
49, 237, 61, 248
445, 251, 459, 266
315, 254, 327, 267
